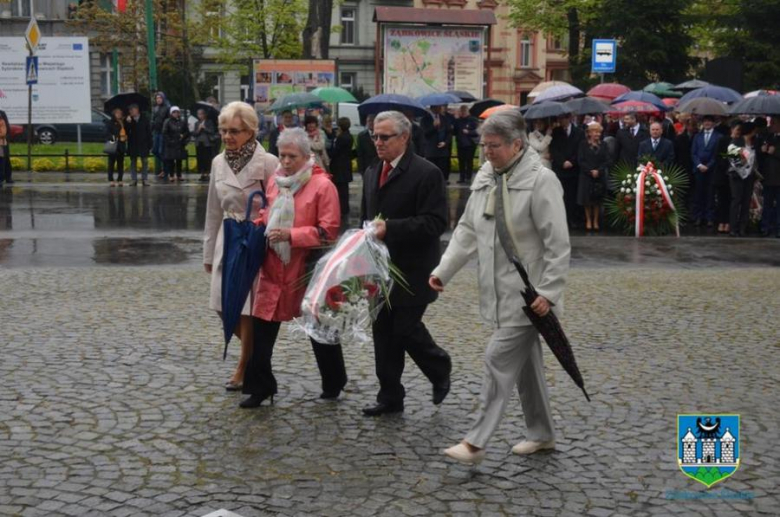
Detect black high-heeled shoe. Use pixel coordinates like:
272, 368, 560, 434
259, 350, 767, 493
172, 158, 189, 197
239, 393, 274, 408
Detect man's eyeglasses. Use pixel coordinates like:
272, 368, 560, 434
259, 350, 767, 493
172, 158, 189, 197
219, 128, 247, 136
371, 133, 398, 142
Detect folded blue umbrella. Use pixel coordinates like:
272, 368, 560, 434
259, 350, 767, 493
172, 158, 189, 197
221, 190, 267, 359
358, 93, 430, 120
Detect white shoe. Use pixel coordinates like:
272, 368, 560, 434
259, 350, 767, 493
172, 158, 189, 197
443, 443, 486, 465
511, 439, 555, 455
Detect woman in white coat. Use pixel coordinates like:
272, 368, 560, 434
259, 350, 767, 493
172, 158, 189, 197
429, 110, 571, 465
203, 101, 279, 390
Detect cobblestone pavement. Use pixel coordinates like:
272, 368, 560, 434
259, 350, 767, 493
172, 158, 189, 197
1, 265, 779, 517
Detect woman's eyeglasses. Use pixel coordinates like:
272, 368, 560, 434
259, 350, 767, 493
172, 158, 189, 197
371, 133, 398, 142
219, 128, 246, 136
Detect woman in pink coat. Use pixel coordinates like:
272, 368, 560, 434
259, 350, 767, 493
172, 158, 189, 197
240, 127, 346, 408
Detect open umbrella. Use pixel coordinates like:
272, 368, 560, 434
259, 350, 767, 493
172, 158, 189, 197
662, 98, 680, 108
358, 93, 430, 120
643, 82, 682, 98
191, 101, 220, 122
104, 92, 150, 114
446, 90, 478, 102
417, 92, 462, 106
469, 98, 505, 117
729, 94, 780, 115
679, 85, 742, 105
612, 91, 668, 111
269, 92, 324, 112
524, 101, 572, 120
609, 101, 663, 115
310, 86, 358, 104
587, 83, 630, 101
743, 89, 779, 98
221, 190, 268, 359
676, 97, 729, 116
671, 79, 710, 92
527, 81, 572, 100
566, 97, 609, 115
532, 84, 584, 104
479, 104, 518, 119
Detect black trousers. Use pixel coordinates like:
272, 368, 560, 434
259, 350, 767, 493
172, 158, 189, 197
729, 175, 755, 235
372, 304, 451, 405
558, 174, 581, 227
243, 318, 347, 397
335, 182, 350, 215
430, 156, 450, 182
714, 183, 731, 225
457, 145, 476, 182
107, 146, 126, 182
1, 146, 11, 181
196, 145, 213, 175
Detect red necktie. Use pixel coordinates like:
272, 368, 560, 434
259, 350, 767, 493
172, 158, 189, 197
379, 161, 392, 188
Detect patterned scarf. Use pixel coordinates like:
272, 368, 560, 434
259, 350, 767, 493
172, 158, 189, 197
266, 159, 314, 264
224, 139, 257, 175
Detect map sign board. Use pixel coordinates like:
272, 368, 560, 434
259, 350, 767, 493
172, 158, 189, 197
383, 25, 485, 98
251, 59, 336, 107
0, 37, 91, 124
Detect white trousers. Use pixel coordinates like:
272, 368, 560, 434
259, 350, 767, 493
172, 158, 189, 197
465, 326, 555, 449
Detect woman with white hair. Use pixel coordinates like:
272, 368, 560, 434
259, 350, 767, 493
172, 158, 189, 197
240, 127, 346, 408
429, 109, 571, 465
204, 101, 279, 391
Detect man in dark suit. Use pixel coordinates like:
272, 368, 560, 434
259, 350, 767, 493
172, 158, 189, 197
549, 113, 584, 227
356, 114, 378, 175
615, 113, 649, 168
690, 116, 723, 226
126, 104, 153, 186
268, 110, 296, 157
675, 118, 698, 215
421, 105, 454, 183
360, 110, 451, 416
637, 122, 675, 167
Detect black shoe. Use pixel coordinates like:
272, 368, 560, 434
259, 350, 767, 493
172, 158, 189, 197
130, 181, 138, 186
320, 390, 342, 400
433, 379, 450, 405
239, 393, 274, 408
362, 402, 403, 416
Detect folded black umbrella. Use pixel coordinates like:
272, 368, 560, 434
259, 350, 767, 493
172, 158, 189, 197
104, 92, 150, 114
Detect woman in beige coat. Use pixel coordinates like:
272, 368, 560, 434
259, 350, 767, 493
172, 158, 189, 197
429, 109, 571, 465
203, 102, 279, 390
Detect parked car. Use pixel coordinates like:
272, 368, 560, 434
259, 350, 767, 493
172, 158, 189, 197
34, 109, 110, 145
337, 102, 365, 136
9, 124, 25, 141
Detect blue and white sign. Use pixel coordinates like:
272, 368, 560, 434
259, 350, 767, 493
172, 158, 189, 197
592, 39, 617, 74
26, 56, 39, 85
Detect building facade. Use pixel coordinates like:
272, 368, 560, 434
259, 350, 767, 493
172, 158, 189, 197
414, 0, 570, 104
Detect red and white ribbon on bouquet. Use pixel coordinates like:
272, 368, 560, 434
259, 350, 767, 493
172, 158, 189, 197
308, 229, 367, 318
635, 161, 679, 238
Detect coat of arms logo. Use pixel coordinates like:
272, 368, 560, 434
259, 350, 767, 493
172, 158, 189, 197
678, 414, 740, 488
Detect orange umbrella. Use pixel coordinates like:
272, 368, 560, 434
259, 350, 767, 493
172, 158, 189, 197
479, 104, 518, 119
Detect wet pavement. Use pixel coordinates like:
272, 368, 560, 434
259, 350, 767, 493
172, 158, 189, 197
2, 173, 779, 269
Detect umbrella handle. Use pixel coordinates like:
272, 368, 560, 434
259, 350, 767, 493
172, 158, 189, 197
245, 190, 267, 221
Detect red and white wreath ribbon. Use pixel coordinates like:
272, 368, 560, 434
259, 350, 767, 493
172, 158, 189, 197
308, 229, 367, 318
635, 161, 679, 238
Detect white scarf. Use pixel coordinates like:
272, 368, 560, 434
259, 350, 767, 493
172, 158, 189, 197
266, 159, 314, 264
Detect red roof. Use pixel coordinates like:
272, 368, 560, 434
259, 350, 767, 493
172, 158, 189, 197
374, 6, 497, 26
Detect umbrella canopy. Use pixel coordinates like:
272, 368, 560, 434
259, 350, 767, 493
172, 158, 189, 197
566, 97, 609, 115
729, 94, 780, 115
191, 101, 220, 122
587, 82, 630, 101
675, 97, 729, 116
662, 98, 680, 108
104, 92, 150, 114
221, 190, 268, 359
609, 100, 664, 115
519, 103, 532, 114
269, 92, 324, 112
743, 89, 779, 98
310, 86, 357, 104
679, 85, 743, 105
358, 93, 429, 120
417, 92, 462, 106
532, 84, 584, 104
612, 91, 668, 111
643, 82, 682, 98
469, 98, 505, 117
479, 104, 518, 119
446, 90, 478, 102
524, 101, 572, 120
527, 80, 572, 100
671, 79, 710, 92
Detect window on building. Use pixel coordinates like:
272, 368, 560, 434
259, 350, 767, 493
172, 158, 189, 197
340, 72, 356, 91
519, 33, 533, 68
11, 0, 31, 17
98, 53, 117, 97
341, 8, 356, 45
205, 11, 221, 40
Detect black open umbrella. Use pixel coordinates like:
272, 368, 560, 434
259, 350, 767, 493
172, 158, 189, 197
191, 101, 220, 121
566, 97, 609, 115
524, 101, 572, 120
729, 94, 780, 115
470, 98, 505, 118
446, 90, 478, 102
104, 92, 150, 114
670, 79, 710, 93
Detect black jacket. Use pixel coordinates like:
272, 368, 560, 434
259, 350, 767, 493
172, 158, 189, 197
126, 113, 153, 157
421, 113, 454, 158
356, 129, 378, 174
637, 137, 675, 167
361, 147, 447, 307
674, 131, 696, 175
330, 132, 353, 184
761, 132, 780, 186
411, 122, 426, 157
0, 109, 11, 180
104, 118, 127, 150
454, 116, 479, 148
151, 104, 169, 133
549, 124, 584, 178
162, 117, 190, 160
615, 126, 649, 167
